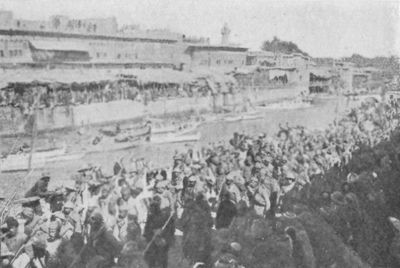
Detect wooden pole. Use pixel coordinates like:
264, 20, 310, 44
28, 105, 38, 172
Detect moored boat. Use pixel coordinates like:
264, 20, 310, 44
0, 143, 85, 172
223, 112, 264, 122
149, 132, 201, 144
256, 100, 312, 110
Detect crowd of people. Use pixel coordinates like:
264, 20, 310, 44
0, 92, 399, 268
0, 80, 214, 115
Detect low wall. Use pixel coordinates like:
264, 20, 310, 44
0, 86, 305, 135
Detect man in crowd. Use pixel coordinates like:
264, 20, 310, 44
144, 195, 175, 268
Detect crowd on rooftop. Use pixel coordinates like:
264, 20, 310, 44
0, 91, 399, 267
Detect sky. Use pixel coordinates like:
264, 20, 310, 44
0, 0, 399, 58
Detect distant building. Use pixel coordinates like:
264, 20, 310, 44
0, 11, 247, 71
185, 45, 248, 71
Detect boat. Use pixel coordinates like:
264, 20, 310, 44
223, 112, 264, 122
174, 122, 201, 135
85, 137, 141, 154
256, 100, 312, 110
0, 143, 84, 172
149, 132, 201, 144
149, 121, 201, 135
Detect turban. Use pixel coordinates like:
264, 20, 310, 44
22, 207, 34, 219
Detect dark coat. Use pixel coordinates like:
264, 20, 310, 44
86, 224, 122, 267
181, 199, 213, 265
143, 207, 175, 268
215, 199, 237, 229
25, 179, 55, 199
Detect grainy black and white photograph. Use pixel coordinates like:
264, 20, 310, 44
0, 0, 399, 267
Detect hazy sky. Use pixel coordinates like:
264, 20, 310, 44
0, 0, 399, 57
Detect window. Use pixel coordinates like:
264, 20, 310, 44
96, 52, 101, 58
0, 50, 3, 57
216, 60, 221, 65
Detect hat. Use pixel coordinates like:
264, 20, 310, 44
172, 167, 182, 173
183, 166, 192, 176
48, 221, 61, 232
230, 242, 242, 252
63, 201, 74, 209
346, 172, 359, 183
191, 163, 202, 170
250, 176, 259, 184
331, 191, 347, 206
52, 211, 66, 221
21, 207, 34, 219
285, 171, 296, 180
188, 175, 197, 182
31, 237, 46, 249
155, 180, 169, 189
225, 173, 234, 181
155, 173, 164, 181
389, 216, 400, 232
40, 172, 51, 180
90, 211, 104, 223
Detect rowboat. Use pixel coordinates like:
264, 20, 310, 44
84, 137, 141, 154
149, 132, 201, 144
223, 112, 264, 122
150, 122, 201, 135
256, 100, 312, 110
0, 144, 84, 172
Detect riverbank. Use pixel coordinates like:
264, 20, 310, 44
0, 85, 305, 136
0, 95, 365, 197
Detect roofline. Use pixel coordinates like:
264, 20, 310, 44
186, 45, 248, 53
0, 29, 178, 44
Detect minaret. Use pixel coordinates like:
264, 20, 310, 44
221, 23, 231, 45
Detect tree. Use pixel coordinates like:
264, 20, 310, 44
261, 36, 309, 56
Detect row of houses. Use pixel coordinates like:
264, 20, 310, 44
0, 11, 316, 72
0, 10, 380, 92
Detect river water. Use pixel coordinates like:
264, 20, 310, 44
0, 95, 364, 196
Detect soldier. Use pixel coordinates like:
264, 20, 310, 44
25, 173, 57, 199
285, 226, 316, 268
213, 242, 244, 268
18, 207, 47, 238
113, 204, 130, 243
2, 216, 27, 254
46, 221, 63, 268
144, 195, 175, 268
85, 211, 122, 268
0, 242, 14, 268
219, 174, 241, 204
246, 177, 270, 217
52, 211, 74, 240
181, 194, 213, 267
